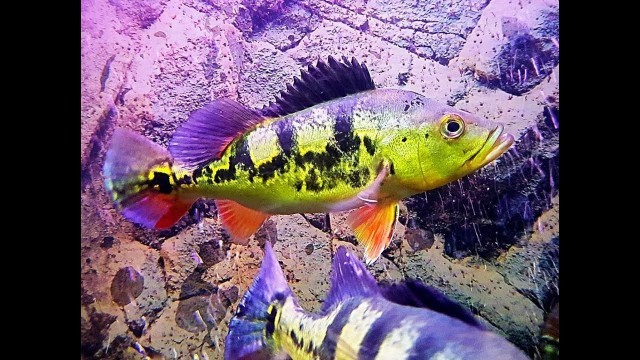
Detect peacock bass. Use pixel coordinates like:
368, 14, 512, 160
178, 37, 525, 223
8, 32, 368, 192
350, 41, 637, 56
103, 56, 514, 263
224, 241, 528, 359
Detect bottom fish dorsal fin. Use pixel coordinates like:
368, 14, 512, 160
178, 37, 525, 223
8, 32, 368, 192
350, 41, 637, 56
347, 201, 399, 264
380, 280, 485, 329
321, 246, 380, 313
216, 200, 270, 245
224, 242, 294, 360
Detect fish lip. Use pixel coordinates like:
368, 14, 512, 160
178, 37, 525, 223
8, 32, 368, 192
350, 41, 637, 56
467, 124, 514, 168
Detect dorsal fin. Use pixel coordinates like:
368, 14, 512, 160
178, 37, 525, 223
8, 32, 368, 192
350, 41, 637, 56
261, 56, 376, 117
379, 280, 485, 329
168, 99, 266, 170
321, 246, 380, 313
224, 241, 294, 360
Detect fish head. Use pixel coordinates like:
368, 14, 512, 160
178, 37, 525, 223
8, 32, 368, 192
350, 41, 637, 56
384, 94, 514, 193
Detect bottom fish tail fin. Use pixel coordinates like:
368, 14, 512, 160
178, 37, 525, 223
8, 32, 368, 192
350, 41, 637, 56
224, 242, 294, 360
103, 128, 196, 229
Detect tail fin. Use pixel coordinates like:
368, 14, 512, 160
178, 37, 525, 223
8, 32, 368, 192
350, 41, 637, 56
102, 128, 196, 229
224, 242, 294, 360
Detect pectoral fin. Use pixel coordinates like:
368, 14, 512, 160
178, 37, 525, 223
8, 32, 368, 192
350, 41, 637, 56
347, 200, 399, 264
216, 200, 270, 245
328, 162, 390, 212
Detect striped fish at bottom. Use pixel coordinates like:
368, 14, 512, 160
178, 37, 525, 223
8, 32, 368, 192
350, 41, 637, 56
224, 242, 529, 360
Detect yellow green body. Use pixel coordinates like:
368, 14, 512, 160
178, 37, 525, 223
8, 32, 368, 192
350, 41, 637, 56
172, 88, 506, 215
104, 57, 513, 262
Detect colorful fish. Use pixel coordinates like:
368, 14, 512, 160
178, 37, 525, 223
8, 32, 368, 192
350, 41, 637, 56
103, 56, 514, 263
224, 242, 528, 359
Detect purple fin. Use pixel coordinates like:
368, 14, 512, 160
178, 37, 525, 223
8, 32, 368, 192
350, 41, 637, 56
380, 280, 485, 329
103, 129, 172, 186
321, 246, 380, 313
103, 129, 194, 229
169, 99, 265, 170
260, 56, 376, 117
224, 242, 294, 360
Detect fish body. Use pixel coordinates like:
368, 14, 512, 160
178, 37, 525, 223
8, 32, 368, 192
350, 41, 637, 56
103, 56, 513, 262
176, 89, 507, 213
224, 242, 528, 360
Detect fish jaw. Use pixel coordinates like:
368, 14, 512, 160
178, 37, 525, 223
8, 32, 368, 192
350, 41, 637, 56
463, 124, 514, 171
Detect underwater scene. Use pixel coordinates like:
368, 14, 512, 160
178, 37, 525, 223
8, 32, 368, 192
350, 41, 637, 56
81, 0, 559, 359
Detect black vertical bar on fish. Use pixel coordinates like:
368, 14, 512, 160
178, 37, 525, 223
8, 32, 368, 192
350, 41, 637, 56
334, 112, 358, 154
275, 117, 296, 157
357, 309, 409, 359
407, 335, 452, 360
317, 301, 361, 359
332, 101, 363, 172
230, 136, 255, 170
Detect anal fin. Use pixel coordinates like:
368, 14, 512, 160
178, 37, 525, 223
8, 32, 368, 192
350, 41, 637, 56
347, 201, 399, 264
216, 200, 269, 245
122, 192, 195, 229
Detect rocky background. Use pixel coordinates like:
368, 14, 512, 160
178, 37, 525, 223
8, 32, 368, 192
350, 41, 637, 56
81, 0, 559, 359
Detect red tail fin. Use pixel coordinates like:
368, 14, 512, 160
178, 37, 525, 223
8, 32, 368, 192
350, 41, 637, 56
103, 129, 196, 229
120, 192, 194, 229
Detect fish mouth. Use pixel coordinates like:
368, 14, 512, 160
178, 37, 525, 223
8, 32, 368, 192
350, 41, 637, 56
467, 124, 514, 168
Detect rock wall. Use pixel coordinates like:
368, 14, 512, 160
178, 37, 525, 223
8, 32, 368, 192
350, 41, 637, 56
81, 0, 559, 358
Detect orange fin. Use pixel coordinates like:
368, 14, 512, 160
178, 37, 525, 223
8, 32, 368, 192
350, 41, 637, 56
216, 200, 269, 245
347, 201, 399, 264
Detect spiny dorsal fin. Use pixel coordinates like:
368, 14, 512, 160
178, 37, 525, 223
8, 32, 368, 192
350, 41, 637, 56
321, 246, 380, 313
169, 99, 266, 170
261, 56, 375, 117
379, 280, 485, 329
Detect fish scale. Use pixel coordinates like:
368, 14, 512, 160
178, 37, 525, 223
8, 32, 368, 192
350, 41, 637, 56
224, 242, 529, 360
188, 91, 383, 214
103, 56, 514, 262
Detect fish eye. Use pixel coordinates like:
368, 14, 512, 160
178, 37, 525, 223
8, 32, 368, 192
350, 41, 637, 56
440, 114, 465, 139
